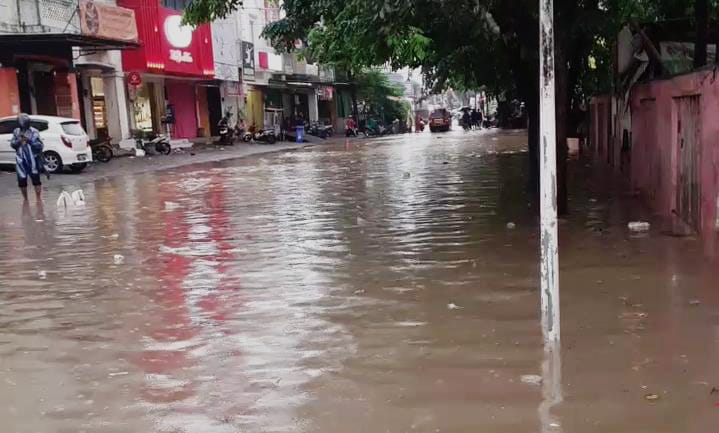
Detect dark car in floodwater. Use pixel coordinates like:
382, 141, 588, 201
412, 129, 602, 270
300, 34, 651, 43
428, 109, 452, 132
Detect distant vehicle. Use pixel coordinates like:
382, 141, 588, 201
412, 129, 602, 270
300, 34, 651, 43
0, 115, 92, 174
429, 109, 452, 132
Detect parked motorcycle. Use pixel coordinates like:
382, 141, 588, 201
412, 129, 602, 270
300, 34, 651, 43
345, 126, 359, 137
364, 123, 390, 137
134, 131, 172, 155
242, 128, 277, 144
90, 137, 113, 163
307, 122, 334, 139
217, 110, 236, 145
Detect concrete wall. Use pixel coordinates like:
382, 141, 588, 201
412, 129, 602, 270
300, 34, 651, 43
630, 70, 719, 254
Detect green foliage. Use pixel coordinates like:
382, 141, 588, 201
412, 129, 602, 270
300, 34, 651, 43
355, 69, 409, 122
183, 0, 711, 108
182, 0, 244, 25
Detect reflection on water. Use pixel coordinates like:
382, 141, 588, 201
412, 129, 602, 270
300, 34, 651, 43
0, 129, 717, 433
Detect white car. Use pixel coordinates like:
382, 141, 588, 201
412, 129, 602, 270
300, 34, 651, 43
0, 115, 92, 174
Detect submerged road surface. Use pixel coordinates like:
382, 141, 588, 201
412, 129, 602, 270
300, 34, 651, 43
0, 129, 717, 433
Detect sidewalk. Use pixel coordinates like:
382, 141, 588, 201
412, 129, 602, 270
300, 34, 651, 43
0, 140, 328, 197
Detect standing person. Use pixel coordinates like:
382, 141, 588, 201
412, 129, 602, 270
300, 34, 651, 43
472, 109, 484, 129
11, 113, 45, 201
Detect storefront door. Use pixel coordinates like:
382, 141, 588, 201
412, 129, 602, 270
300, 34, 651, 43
166, 80, 198, 139
133, 82, 159, 132
207, 87, 223, 136
33, 71, 56, 115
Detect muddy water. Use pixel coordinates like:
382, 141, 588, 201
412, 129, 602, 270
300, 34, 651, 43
0, 129, 717, 433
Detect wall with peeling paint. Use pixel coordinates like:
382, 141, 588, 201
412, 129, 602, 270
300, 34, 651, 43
630, 70, 719, 255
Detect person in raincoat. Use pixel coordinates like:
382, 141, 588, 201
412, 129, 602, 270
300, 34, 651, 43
11, 113, 45, 201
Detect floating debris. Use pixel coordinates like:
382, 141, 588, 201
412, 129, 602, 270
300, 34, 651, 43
506, 222, 516, 229
628, 221, 651, 232
520, 375, 542, 386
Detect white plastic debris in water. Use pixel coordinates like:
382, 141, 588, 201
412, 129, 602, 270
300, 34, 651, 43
520, 374, 543, 385
506, 222, 516, 229
135, 148, 146, 157
38, 270, 47, 280
71, 190, 86, 207
403, 172, 411, 179
447, 303, 463, 310
57, 190, 86, 210
113, 254, 125, 265
56, 191, 73, 209
628, 221, 651, 232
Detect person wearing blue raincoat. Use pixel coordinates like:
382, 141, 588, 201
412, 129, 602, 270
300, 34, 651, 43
11, 113, 45, 201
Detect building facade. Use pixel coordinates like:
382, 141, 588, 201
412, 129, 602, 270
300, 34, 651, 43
211, 10, 242, 134
0, 0, 137, 146
0, 0, 338, 147
119, 0, 215, 144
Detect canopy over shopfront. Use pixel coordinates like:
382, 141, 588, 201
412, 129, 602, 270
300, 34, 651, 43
0, 0, 139, 119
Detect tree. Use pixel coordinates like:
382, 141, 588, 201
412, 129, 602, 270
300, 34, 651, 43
354, 69, 408, 124
182, 0, 667, 215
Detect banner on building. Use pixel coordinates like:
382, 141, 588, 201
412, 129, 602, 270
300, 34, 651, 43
242, 41, 255, 79
318, 86, 334, 101
80, 0, 138, 42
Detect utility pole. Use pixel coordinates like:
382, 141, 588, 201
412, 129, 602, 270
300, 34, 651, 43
539, 0, 560, 343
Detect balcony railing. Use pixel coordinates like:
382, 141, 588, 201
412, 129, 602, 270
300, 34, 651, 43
2, 0, 80, 34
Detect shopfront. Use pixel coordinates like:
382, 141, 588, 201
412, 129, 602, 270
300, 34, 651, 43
75, 1, 139, 143
0, 39, 85, 120
120, 0, 214, 139
0, 1, 138, 123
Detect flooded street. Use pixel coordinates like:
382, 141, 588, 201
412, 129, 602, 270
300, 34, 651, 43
1, 129, 717, 433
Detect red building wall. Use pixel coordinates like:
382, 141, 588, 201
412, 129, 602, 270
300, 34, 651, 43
119, 0, 214, 78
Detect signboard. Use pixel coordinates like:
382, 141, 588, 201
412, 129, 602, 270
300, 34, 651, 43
318, 86, 334, 101
242, 41, 255, 79
164, 14, 195, 64
159, 8, 214, 76
127, 72, 142, 87
119, 3, 214, 78
80, 0, 138, 42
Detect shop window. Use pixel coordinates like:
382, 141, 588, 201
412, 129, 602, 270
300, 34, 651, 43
162, 0, 191, 11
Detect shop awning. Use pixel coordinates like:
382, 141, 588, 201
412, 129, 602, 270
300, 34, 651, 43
268, 72, 339, 89
0, 33, 140, 51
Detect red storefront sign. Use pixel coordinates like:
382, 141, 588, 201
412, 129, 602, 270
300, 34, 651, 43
119, 0, 214, 77
127, 71, 142, 86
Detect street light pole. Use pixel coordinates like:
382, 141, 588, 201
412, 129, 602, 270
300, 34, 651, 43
539, 0, 560, 344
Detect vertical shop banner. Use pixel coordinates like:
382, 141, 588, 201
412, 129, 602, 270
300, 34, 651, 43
242, 41, 255, 79
80, 0, 138, 42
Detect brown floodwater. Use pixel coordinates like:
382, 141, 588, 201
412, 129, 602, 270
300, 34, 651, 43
0, 129, 717, 433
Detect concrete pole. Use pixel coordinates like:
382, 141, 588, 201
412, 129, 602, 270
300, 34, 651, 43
539, 0, 560, 343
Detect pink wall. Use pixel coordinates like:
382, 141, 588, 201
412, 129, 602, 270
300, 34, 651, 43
165, 80, 198, 139
630, 70, 719, 254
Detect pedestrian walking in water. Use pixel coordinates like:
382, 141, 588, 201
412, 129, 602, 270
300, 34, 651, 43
11, 113, 45, 201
